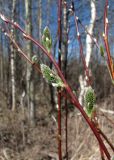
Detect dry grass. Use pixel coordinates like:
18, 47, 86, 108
0, 93, 114, 160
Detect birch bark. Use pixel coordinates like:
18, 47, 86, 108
10, 0, 16, 111
79, 0, 96, 105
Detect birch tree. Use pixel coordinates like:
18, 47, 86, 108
10, 0, 17, 111
79, 0, 96, 105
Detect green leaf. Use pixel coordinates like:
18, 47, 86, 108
40, 64, 65, 88
100, 45, 105, 57
42, 26, 52, 53
84, 87, 96, 118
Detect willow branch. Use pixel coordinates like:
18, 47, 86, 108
0, 13, 111, 159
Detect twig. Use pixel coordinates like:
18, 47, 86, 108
99, 108, 114, 115
103, 0, 114, 81
0, 26, 41, 74
99, 111, 114, 126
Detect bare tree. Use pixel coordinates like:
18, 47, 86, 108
25, 0, 35, 126
0, 31, 4, 90
61, 1, 69, 159
10, 0, 17, 111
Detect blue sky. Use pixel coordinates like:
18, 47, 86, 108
0, 0, 114, 59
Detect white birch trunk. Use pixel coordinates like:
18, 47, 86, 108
79, 0, 96, 105
85, 0, 96, 68
11, 0, 16, 111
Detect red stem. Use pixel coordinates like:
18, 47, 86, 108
103, 37, 114, 78
99, 143, 105, 160
2, 30, 41, 74
104, 0, 108, 36
103, 0, 114, 80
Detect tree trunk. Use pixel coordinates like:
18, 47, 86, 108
38, 0, 42, 44
10, 0, 17, 111
38, 0, 45, 94
62, 1, 69, 159
78, 0, 96, 105
47, 0, 50, 26
61, 1, 68, 75
85, 0, 96, 68
0, 31, 4, 91
25, 0, 35, 126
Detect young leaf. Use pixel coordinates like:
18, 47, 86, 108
84, 87, 96, 118
42, 26, 52, 53
40, 64, 65, 88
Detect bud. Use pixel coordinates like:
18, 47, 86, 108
42, 26, 52, 53
32, 55, 39, 64
0, 14, 8, 23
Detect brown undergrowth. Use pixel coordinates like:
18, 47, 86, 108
0, 91, 114, 160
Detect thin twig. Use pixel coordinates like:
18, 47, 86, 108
0, 26, 41, 74
103, 0, 114, 80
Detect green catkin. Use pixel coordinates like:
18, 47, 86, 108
42, 26, 52, 53
40, 64, 65, 88
84, 87, 96, 118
